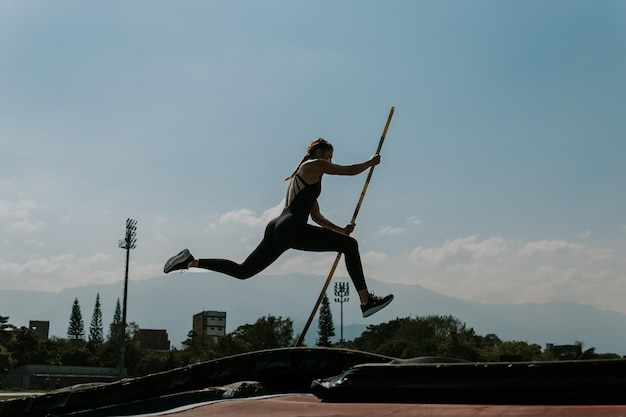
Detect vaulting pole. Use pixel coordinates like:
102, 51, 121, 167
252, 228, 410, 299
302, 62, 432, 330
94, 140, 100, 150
294, 106, 395, 347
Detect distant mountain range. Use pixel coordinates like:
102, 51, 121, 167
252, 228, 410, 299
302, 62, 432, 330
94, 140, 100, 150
2, 272, 626, 355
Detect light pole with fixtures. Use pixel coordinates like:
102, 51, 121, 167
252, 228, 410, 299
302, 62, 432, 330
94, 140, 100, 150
118, 218, 137, 378
334, 282, 349, 344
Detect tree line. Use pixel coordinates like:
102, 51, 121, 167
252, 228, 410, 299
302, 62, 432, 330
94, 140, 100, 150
1, 293, 621, 380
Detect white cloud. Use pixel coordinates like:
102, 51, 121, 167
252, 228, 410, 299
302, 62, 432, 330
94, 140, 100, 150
278, 253, 344, 277
217, 201, 284, 228
0, 198, 38, 218
0, 252, 119, 292
202, 221, 217, 234
280, 254, 315, 273
410, 235, 508, 266
362, 250, 387, 265
471, 236, 510, 260
405, 234, 625, 312
410, 245, 448, 265
406, 216, 422, 225
262, 201, 285, 221
411, 236, 614, 270
379, 226, 404, 235
518, 240, 613, 261
518, 240, 584, 256
9, 219, 45, 235
219, 209, 263, 227
24, 254, 75, 274
0, 259, 22, 276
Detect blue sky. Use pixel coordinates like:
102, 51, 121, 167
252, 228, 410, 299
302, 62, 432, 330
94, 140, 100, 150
2, 1, 625, 316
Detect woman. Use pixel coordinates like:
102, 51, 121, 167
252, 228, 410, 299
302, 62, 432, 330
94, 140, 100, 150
164, 138, 393, 318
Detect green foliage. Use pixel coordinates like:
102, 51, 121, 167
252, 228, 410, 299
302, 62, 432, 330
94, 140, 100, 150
494, 340, 543, 361
181, 331, 218, 362
2, 307, 622, 380
135, 350, 182, 376
179, 314, 295, 363
350, 317, 424, 358
316, 294, 335, 347
215, 333, 247, 357
10, 326, 41, 366
351, 315, 530, 361
113, 299, 122, 323
0, 315, 16, 347
108, 298, 123, 343
122, 323, 143, 376
230, 315, 294, 351
57, 339, 100, 367
97, 321, 142, 373
351, 317, 549, 362
67, 298, 85, 340
88, 293, 104, 347
0, 344, 15, 371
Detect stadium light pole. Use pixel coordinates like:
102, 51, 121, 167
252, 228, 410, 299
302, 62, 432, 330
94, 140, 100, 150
118, 218, 137, 378
334, 282, 349, 344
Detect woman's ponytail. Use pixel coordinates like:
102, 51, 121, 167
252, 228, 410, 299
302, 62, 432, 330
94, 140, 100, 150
283, 138, 333, 181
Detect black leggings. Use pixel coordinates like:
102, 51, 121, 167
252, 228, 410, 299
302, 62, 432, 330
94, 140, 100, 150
197, 210, 368, 291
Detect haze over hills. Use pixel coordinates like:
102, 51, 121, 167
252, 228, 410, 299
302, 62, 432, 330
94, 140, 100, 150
2, 272, 626, 356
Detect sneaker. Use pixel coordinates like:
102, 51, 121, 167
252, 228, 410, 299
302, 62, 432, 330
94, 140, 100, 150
163, 249, 194, 273
361, 293, 394, 318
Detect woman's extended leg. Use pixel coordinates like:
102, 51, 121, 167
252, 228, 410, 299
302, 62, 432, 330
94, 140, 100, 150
280, 223, 393, 317
194, 220, 287, 279
280, 223, 368, 293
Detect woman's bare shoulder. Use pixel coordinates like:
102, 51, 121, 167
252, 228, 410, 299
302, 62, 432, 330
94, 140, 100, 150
298, 159, 328, 182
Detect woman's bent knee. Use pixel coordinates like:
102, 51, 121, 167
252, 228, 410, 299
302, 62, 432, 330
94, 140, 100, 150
345, 236, 359, 253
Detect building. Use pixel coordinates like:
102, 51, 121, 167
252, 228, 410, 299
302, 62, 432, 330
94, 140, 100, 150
193, 311, 226, 338
29, 320, 49, 340
138, 329, 170, 351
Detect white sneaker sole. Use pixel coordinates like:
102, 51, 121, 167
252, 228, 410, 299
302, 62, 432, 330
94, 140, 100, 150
164, 249, 191, 273
362, 295, 394, 318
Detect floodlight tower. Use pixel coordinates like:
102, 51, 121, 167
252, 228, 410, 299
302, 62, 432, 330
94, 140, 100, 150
334, 282, 349, 344
118, 218, 137, 377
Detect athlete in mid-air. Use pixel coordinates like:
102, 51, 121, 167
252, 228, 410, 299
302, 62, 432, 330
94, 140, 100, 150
164, 138, 393, 317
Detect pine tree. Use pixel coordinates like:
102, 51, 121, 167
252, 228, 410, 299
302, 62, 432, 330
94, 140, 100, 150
88, 293, 104, 345
67, 297, 85, 340
316, 293, 335, 347
113, 298, 122, 324
108, 298, 123, 342
0, 315, 14, 346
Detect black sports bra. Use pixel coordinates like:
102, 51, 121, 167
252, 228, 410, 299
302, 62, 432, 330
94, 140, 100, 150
285, 173, 321, 219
